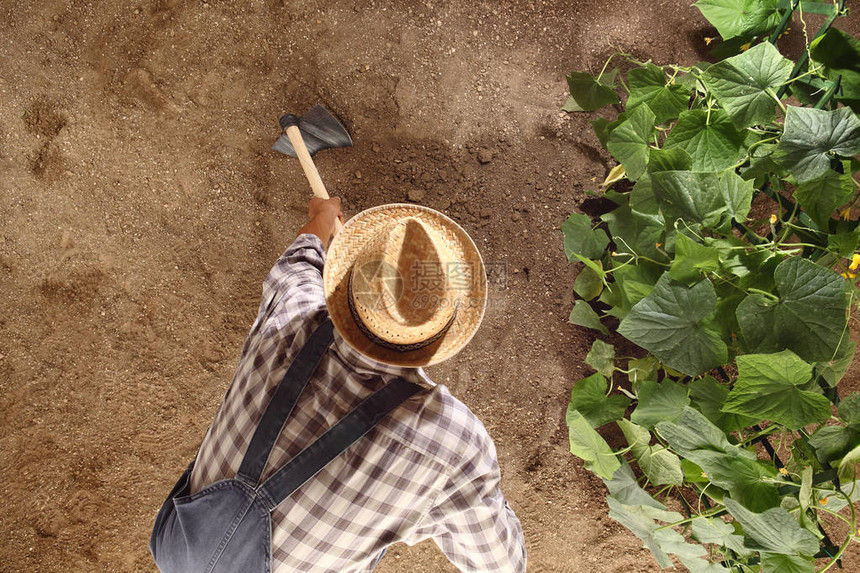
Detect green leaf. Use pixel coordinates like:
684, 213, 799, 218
566, 71, 620, 112
647, 147, 693, 173
839, 444, 860, 482
689, 450, 780, 512
592, 116, 624, 149
601, 204, 666, 261
741, 143, 787, 182
736, 257, 850, 362
815, 336, 856, 388
701, 42, 792, 129
663, 109, 747, 171
607, 104, 656, 181
656, 407, 755, 459
722, 350, 830, 430
777, 106, 860, 184
627, 64, 690, 125
585, 339, 615, 378
690, 376, 757, 432
651, 170, 753, 229
794, 169, 854, 229
567, 409, 621, 479
562, 212, 609, 260
694, 0, 780, 40
809, 425, 860, 465
569, 300, 609, 335
567, 372, 629, 428
606, 497, 686, 569
669, 233, 721, 285
827, 230, 860, 258
574, 261, 604, 301
839, 393, 860, 427
627, 356, 660, 389
724, 498, 819, 556
810, 28, 860, 112
691, 516, 753, 558
631, 379, 690, 429
603, 460, 667, 509
618, 419, 684, 486
618, 274, 728, 376
760, 553, 815, 573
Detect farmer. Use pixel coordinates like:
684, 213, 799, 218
150, 197, 526, 572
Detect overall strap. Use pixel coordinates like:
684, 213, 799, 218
256, 377, 422, 511
235, 319, 335, 487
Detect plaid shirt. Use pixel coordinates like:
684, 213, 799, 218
188, 234, 526, 573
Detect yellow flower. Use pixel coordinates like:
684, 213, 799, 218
704, 37, 715, 46
841, 271, 857, 280
850, 253, 860, 271
820, 497, 829, 506
840, 207, 851, 220
769, 214, 778, 224
656, 242, 663, 249
740, 42, 752, 52
701, 472, 708, 478
779, 467, 789, 475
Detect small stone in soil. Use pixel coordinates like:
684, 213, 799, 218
480, 208, 492, 219
511, 212, 521, 222
477, 148, 494, 164
407, 189, 425, 202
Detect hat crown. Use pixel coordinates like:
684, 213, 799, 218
350, 217, 459, 346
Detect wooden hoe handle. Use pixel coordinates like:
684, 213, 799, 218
284, 125, 344, 236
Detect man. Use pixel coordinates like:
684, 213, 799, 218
150, 197, 526, 572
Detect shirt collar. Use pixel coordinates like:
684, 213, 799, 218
331, 328, 435, 387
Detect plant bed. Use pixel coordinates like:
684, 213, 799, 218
563, 1, 860, 571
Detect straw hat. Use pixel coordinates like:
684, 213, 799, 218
324, 204, 487, 367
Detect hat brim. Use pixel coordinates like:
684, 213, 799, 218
323, 204, 487, 367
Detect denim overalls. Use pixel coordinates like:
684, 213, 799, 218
149, 319, 421, 572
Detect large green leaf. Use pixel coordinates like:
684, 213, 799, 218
574, 261, 604, 301
808, 425, 860, 465
567, 372, 629, 428
562, 212, 609, 260
736, 257, 849, 362
723, 498, 819, 556
694, 0, 780, 40
839, 392, 860, 427
607, 104, 656, 181
585, 339, 615, 378
759, 553, 815, 573
669, 233, 721, 284
603, 460, 667, 509
651, 170, 753, 229
567, 409, 621, 479
691, 516, 752, 558
606, 497, 688, 569
618, 274, 727, 376
686, 449, 779, 512
601, 204, 666, 261
656, 407, 756, 460
810, 28, 860, 112
702, 42, 792, 129
722, 351, 830, 430
690, 376, 757, 432
647, 147, 693, 173
631, 379, 690, 429
566, 71, 620, 111
618, 419, 684, 486
569, 300, 609, 335
794, 168, 854, 229
627, 64, 690, 125
664, 110, 747, 171
777, 106, 860, 184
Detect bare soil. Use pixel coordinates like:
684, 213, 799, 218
2, 1, 859, 572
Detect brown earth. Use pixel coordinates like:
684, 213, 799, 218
2, 1, 859, 572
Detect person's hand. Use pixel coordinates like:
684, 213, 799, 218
308, 197, 343, 225
299, 197, 343, 248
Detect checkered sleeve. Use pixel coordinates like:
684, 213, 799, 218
263, 233, 326, 303
413, 432, 527, 572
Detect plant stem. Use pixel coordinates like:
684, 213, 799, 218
777, 0, 846, 98
655, 506, 726, 531
768, 0, 800, 45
